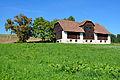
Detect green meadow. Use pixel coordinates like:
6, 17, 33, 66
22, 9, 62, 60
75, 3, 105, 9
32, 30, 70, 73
0, 43, 120, 80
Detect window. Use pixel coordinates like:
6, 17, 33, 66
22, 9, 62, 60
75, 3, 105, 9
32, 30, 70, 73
60, 40, 61, 42
86, 40, 87, 42
70, 40, 72, 42
90, 40, 92, 42
97, 34, 108, 40
100, 40, 102, 43
57, 41, 59, 43
67, 32, 80, 39
105, 40, 106, 43
75, 39, 77, 42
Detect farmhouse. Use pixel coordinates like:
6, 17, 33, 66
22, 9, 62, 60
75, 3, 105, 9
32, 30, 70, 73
53, 20, 111, 44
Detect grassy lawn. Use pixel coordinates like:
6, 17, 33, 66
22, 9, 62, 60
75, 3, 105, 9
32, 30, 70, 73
0, 43, 120, 80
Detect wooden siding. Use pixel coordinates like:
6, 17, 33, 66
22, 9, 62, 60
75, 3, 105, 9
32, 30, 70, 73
97, 34, 108, 40
83, 22, 94, 39
67, 32, 80, 39
54, 23, 63, 39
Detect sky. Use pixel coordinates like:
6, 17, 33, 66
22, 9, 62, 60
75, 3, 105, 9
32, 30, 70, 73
0, 0, 120, 35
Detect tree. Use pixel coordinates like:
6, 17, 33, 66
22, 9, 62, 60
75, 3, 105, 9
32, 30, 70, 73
63, 16, 75, 21
46, 19, 59, 41
117, 34, 120, 43
33, 17, 50, 41
63, 18, 67, 20
110, 34, 117, 43
5, 14, 32, 42
67, 16, 75, 21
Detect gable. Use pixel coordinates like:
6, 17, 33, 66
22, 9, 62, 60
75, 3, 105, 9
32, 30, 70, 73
83, 21, 94, 31
84, 21, 95, 27
83, 22, 95, 39
53, 22, 63, 33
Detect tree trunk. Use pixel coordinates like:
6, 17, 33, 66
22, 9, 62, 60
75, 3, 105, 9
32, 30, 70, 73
9, 34, 12, 41
18, 37, 26, 43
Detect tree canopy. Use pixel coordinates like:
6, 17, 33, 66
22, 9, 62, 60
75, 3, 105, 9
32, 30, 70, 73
110, 34, 117, 43
33, 17, 57, 41
64, 16, 75, 21
5, 14, 32, 42
33, 17, 50, 41
67, 16, 75, 21
117, 34, 120, 43
110, 34, 120, 43
47, 19, 59, 41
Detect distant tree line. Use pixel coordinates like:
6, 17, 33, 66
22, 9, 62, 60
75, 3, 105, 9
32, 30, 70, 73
5, 14, 75, 43
111, 34, 120, 43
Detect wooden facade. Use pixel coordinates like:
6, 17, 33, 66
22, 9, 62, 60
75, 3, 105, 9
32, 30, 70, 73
54, 23, 63, 39
97, 34, 108, 40
67, 32, 80, 39
83, 22, 94, 39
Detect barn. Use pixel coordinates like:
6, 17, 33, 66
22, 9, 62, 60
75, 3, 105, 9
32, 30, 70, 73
53, 20, 111, 44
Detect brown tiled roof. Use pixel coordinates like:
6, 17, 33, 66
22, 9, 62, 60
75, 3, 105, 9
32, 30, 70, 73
59, 20, 84, 32
57, 20, 111, 34
94, 23, 111, 34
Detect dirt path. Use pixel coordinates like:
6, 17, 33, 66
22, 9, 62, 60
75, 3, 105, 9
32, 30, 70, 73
0, 34, 42, 43
0, 41, 16, 43
0, 38, 42, 43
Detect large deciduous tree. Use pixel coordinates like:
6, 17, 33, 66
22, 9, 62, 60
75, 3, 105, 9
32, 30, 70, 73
33, 17, 58, 42
46, 19, 59, 41
5, 14, 32, 43
33, 17, 50, 41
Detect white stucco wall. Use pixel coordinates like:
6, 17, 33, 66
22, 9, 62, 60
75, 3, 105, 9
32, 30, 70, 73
56, 32, 111, 44
94, 33, 97, 40
62, 31, 67, 40
80, 33, 83, 40
108, 35, 111, 44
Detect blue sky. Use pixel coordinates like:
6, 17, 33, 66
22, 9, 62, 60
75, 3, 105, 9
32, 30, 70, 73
0, 0, 120, 35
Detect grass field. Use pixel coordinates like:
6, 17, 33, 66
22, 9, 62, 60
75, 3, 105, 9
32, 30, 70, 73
0, 43, 120, 80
